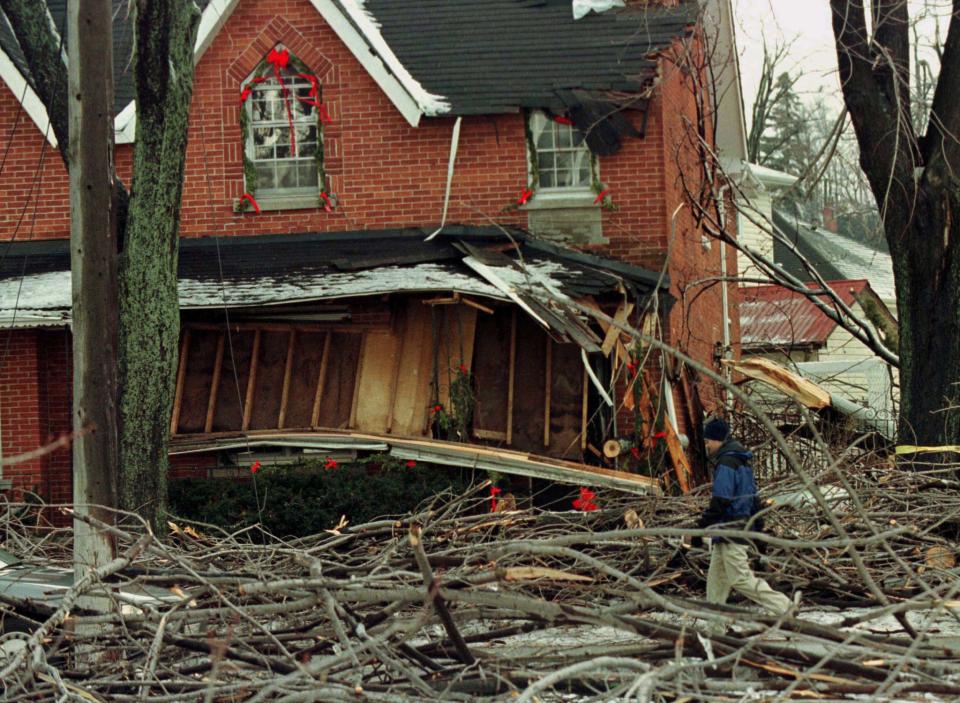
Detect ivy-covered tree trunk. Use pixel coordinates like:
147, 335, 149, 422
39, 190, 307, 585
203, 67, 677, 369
1, 0, 199, 524
119, 0, 200, 525
830, 0, 960, 450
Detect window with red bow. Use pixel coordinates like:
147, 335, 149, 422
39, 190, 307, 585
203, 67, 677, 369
241, 45, 326, 200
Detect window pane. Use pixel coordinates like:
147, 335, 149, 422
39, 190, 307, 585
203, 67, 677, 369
538, 153, 555, 172
252, 100, 269, 121
255, 163, 275, 190
539, 170, 556, 188
254, 145, 273, 160
554, 152, 574, 170
557, 126, 572, 148
578, 164, 591, 185
276, 162, 297, 189
275, 128, 291, 158
537, 126, 555, 150
299, 141, 317, 158
556, 169, 573, 187
297, 162, 319, 187
253, 128, 277, 149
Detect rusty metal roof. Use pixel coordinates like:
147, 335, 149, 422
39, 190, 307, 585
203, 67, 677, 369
739, 280, 872, 351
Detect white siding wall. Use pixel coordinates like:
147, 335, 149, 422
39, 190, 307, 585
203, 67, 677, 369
736, 190, 773, 285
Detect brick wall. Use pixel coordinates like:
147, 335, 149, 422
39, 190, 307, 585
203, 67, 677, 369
0, 330, 44, 496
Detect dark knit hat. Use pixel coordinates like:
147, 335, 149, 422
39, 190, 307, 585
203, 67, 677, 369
703, 418, 729, 441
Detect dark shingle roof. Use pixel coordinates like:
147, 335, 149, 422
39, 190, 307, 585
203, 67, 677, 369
0, 0, 134, 114
340, 0, 699, 114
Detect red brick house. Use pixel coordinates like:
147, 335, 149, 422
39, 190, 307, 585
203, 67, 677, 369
0, 0, 741, 498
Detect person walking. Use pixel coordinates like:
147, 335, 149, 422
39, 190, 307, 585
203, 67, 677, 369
693, 418, 792, 614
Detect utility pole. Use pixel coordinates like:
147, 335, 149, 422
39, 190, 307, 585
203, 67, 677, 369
69, 0, 119, 573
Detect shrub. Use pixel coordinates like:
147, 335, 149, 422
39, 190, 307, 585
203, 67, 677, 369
168, 456, 475, 537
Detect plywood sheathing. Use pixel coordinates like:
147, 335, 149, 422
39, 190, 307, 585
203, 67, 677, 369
391, 301, 434, 436
212, 330, 254, 433
355, 329, 403, 433
473, 308, 513, 438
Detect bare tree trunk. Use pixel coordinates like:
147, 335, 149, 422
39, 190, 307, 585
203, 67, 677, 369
118, 0, 200, 525
830, 0, 960, 449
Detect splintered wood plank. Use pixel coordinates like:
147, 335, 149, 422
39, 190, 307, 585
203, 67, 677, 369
213, 330, 255, 432
355, 328, 402, 433
436, 305, 478, 409
507, 309, 517, 445
472, 307, 513, 438
547, 342, 585, 460
317, 332, 362, 429
204, 332, 225, 433
392, 301, 433, 437
170, 329, 191, 435
282, 331, 325, 428
510, 318, 546, 451
249, 331, 290, 430
178, 329, 220, 434
385, 311, 407, 433
242, 330, 261, 431
277, 330, 297, 429
310, 333, 332, 427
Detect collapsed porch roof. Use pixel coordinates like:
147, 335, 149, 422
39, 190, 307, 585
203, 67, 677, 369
169, 429, 661, 495
0, 227, 668, 349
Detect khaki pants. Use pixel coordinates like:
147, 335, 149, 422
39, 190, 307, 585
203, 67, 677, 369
706, 542, 792, 613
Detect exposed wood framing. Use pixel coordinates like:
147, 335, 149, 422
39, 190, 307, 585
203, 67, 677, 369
601, 302, 634, 357
241, 330, 262, 432
506, 308, 517, 445
386, 321, 406, 434
474, 428, 508, 441
580, 364, 588, 450
349, 333, 366, 428
277, 330, 297, 429
204, 332, 225, 433
310, 333, 332, 427
170, 329, 191, 435
460, 297, 494, 314
543, 336, 552, 448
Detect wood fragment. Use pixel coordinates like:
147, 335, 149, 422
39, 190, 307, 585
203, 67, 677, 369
241, 330, 261, 432
170, 329, 191, 435
310, 333, 332, 427
277, 330, 297, 429
203, 332, 225, 434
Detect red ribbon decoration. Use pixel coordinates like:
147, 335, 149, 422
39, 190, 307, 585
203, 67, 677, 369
317, 103, 334, 125
239, 193, 261, 214
593, 188, 611, 205
653, 431, 667, 441
517, 187, 534, 205
406, 460, 417, 469
553, 114, 574, 125
266, 48, 297, 152
324, 457, 338, 470
239, 76, 267, 103
250, 460, 262, 474
630, 446, 641, 459
489, 486, 503, 513
572, 487, 599, 512
320, 191, 334, 213
295, 73, 321, 107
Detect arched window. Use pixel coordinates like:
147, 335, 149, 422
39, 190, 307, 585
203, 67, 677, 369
241, 45, 324, 204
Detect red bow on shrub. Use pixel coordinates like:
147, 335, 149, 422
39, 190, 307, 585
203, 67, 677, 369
572, 487, 598, 512
239, 193, 261, 214
593, 188, 611, 205
490, 486, 503, 513
320, 191, 334, 213
324, 457, 338, 470
517, 187, 534, 205
250, 460, 262, 474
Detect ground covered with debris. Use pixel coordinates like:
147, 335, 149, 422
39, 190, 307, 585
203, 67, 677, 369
3, 457, 960, 702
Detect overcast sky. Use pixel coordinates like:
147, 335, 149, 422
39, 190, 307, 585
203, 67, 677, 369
733, 0, 949, 129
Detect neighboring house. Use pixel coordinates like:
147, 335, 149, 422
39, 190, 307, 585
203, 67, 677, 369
0, 0, 737, 498
740, 280, 897, 420
773, 210, 897, 312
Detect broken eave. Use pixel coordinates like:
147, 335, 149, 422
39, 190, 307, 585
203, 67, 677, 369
169, 429, 661, 495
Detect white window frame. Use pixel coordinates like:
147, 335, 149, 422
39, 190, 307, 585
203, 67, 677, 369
244, 65, 321, 199
526, 110, 596, 203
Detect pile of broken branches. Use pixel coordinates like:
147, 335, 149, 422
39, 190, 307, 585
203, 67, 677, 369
3, 457, 960, 702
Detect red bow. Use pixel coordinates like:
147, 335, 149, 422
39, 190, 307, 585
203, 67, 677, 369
267, 48, 290, 70
593, 188, 611, 205
553, 114, 574, 126
490, 486, 503, 512
239, 193, 261, 214
320, 191, 334, 213
324, 457, 338, 470
630, 446, 641, 459
458, 364, 468, 375
517, 187, 534, 205
250, 460, 262, 474
431, 404, 443, 414
572, 487, 599, 512
406, 460, 417, 469
653, 431, 667, 441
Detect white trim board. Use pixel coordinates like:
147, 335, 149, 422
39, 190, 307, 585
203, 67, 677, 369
0, 46, 57, 148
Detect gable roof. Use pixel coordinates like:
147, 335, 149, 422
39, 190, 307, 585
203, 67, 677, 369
773, 210, 897, 305
346, 0, 699, 116
1, 0, 698, 142
739, 279, 876, 350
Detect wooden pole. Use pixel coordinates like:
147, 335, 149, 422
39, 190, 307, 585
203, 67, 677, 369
242, 330, 261, 431
311, 333, 332, 427
69, 0, 119, 573
170, 329, 191, 435
277, 330, 296, 429
204, 333, 225, 433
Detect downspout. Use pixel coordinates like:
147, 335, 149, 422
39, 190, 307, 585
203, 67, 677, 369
424, 116, 463, 242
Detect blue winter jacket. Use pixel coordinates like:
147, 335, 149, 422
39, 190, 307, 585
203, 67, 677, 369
697, 439, 762, 536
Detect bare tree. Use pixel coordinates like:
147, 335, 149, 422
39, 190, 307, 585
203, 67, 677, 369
830, 0, 960, 450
